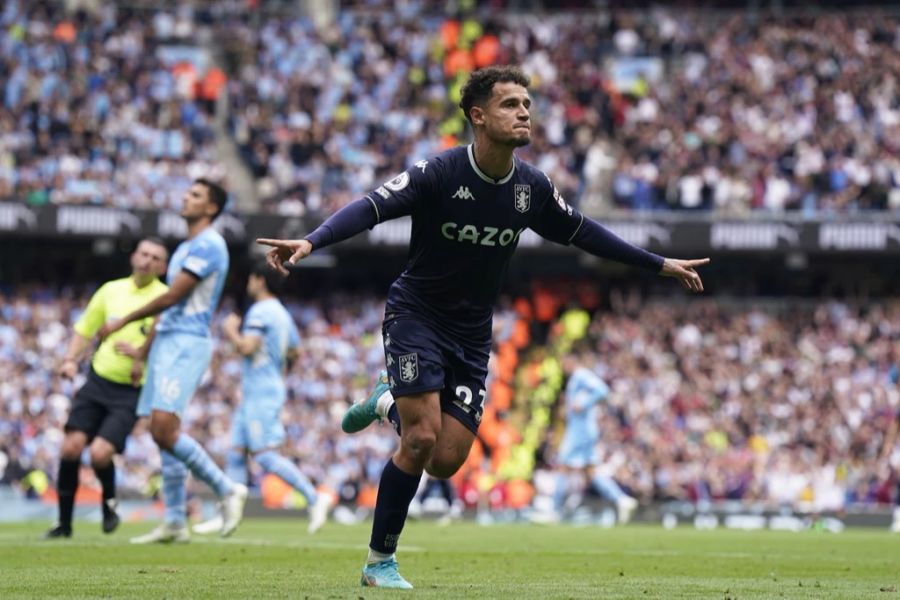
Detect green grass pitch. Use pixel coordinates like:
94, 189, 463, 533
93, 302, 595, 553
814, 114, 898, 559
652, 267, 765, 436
0, 519, 897, 598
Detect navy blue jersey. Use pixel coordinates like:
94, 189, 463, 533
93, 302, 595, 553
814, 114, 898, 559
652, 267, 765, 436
365, 145, 582, 336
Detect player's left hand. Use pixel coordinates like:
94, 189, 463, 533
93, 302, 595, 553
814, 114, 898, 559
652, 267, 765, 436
659, 258, 710, 293
222, 313, 242, 334
98, 318, 126, 340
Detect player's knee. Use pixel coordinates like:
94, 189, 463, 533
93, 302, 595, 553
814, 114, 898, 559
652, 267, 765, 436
88, 440, 115, 467
149, 422, 177, 450
60, 433, 86, 460
400, 427, 438, 463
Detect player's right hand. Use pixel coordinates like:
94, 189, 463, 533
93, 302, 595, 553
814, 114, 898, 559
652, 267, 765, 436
256, 238, 313, 276
130, 359, 144, 387
114, 341, 140, 358
58, 359, 78, 379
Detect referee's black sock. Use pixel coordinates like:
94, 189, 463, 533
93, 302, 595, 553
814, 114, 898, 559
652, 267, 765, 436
57, 458, 80, 529
368, 458, 421, 558
94, 463, 116, 513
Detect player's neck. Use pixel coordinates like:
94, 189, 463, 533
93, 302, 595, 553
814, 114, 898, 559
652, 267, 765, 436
130, 274, 154, 289
471, 140, 514, 181
185, 218, 211, 240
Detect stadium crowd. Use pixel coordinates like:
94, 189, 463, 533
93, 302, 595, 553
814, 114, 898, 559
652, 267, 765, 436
0, 1, 225, 210
2, 2, 898, 213
1, 285, 897, 515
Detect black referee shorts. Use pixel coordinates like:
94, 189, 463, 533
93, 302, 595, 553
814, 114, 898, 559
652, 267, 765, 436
64, 368, 141, 453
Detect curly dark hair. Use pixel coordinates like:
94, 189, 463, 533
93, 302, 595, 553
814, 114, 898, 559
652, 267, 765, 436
459, 65, 531, 124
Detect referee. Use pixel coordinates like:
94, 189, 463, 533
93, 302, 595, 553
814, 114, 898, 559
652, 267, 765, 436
45, 238, 168, 538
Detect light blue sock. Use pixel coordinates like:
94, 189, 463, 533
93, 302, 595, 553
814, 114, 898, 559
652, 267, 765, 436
170, 434, 234, 498
591, 474, 625, 502
226, 450, 248, 486
255, 450, 318, 504
553, 472, 569, 512
161, 450, 188, 526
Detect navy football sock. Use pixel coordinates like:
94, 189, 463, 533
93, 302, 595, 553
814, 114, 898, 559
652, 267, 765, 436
387, 404, 401, 436
369, 459, 421, 555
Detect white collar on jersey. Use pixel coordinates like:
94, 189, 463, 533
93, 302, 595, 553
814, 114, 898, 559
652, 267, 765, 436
467, 144, 516, 185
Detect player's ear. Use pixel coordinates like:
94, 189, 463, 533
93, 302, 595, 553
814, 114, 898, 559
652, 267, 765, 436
470, 105, 485, 127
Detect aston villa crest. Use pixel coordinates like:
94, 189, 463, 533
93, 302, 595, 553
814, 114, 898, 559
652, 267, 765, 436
514, 184, 531, 213
399, 353, 419, 382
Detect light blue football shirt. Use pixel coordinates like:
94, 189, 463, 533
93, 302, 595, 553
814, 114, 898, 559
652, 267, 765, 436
564, 367, 609, 441
157, 226, 229, 336
241, 298, 300, 403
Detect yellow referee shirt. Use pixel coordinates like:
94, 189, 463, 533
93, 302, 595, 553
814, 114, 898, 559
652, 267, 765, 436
73, 276, 169, 385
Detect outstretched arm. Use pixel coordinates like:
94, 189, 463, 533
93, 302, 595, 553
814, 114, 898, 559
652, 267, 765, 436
260, 160, 438, 275
98, 272, 199, 339
258, 198, 379, 275
572, 218, 709, 292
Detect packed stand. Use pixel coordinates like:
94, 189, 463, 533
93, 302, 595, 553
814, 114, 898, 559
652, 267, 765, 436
224, 6, 900, 216
0, 1, 226, 209
2, 285, 898, 514
527, 293, 899, 512
607, 12, 900, 212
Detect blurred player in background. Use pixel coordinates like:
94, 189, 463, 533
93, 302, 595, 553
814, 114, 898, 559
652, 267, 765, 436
44, 238, 168, 539
553, 352, 637, 524
259, 65, 709, 589
192, 261, 333, 536
882, 407, 900, 532
100, 179, 247, 543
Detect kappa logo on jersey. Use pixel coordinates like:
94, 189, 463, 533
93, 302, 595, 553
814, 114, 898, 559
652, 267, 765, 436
415, 159, 428, 173
553, 185, 574, 216
514, 184, 531, 213
452, 186, 475, 201
399, 353, 419, 382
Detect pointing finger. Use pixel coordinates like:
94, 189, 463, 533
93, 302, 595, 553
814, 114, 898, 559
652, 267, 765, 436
256, 238, 285, 248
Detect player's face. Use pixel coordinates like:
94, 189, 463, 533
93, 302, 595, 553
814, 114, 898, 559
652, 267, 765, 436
180, 183, 216, 221
477, 82, 532, 148
246, 274, 262, 299
130, 241, 167, 282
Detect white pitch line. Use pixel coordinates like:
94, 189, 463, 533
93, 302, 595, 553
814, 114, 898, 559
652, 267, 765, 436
191, 536, 425, 552
0, 533, 423, 553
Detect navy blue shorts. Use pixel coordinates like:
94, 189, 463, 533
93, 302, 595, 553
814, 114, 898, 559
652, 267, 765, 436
382, 314, 490, 434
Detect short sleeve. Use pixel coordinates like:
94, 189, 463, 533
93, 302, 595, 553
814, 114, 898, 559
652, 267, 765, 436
73, 283, 109, 338
242, 305, 266, 337
182, 238, 221, 279
529, 175, 584, 245
365, 158, 440, 223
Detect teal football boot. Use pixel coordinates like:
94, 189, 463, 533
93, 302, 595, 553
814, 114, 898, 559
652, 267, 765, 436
360, 557, 413, 589
341, 370, 390, 433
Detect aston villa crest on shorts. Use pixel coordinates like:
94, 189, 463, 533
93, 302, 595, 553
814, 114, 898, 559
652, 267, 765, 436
399, 353, 419, 382
514, 184, 531, 213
